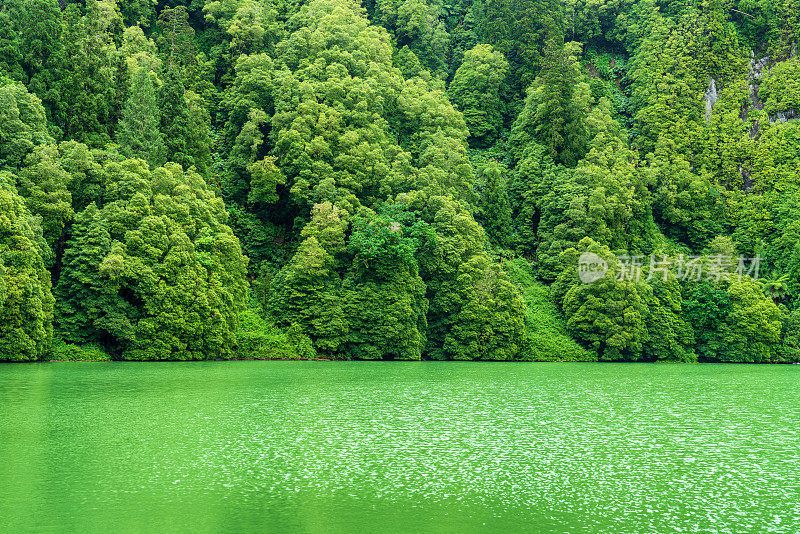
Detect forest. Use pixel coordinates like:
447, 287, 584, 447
1, 0, 800, 363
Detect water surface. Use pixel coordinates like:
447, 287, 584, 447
1, 362, 798, 533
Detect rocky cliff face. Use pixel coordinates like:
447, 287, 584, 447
748, 52, 800, 125
770, 109, 799, 124
749, 53, 769, 111
704, 78, 717, 122
743, 53, 769, 138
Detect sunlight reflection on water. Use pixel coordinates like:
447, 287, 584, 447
1, 362, 798, 533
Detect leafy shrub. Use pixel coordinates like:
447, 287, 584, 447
505, 259, 596, 362
236, 302, 316, 360
49, 339, 111, 361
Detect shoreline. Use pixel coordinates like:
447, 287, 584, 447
11, 358, 800, 364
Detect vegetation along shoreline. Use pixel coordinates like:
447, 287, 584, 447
2, 0, 800, 363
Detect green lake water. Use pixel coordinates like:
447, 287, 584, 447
0, 362, 798, 533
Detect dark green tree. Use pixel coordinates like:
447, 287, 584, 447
556, 239, 650, 361
470, 0, 564, 90
509, 40, 591, 166
267, 202, 349, 357
43, 2, 120, 146
408, 193, 525, 360
156, 6, 196, 73
7, 0, 62, 80
116, 67, 167, 168
0, 12, 25, 82
159, 71, 213, 176
477, 161, 512, 247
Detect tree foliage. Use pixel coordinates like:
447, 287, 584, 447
448, 44, 508, 141
55, 161, 248, 360
0, 173, 53, 361
0, 0, 798, 362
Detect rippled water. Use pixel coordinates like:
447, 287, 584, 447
0, 362, 798, 533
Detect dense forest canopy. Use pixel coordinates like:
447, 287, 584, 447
1, 0, 800, 362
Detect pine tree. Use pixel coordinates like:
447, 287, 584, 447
479, 161, 512, 247
156, 6, 196, 74
116, 66, 166, 168
159, 70, 212, 176
509, 40, 591, 167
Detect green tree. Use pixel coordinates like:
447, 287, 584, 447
395, 0, 451, 78
408, 193, 525, 360
203, 0, 286, 57
57, 140, 107, 211
0, 80, 53, 169
44, 2, 120, 146
722, 279, 782, 362
55, 161, 248, 360
116, 66, 167, 168
342, 208, 428, 360
263, 0, 473, 218
534, 130, 654, 280
627, 6, 746, 155
119, 0, 155, 28
470, 0, 564, 90
225, 107, 268, 203
159, 71, 213, 176
646, 137, 725, 249
0, 12, 25, 82
0, 173, 54, 361
248, 155, 286, 205
555, 238, 694, 361
157, 6, 197, 74
477, 161, 512, 247
779, 307, 800, 363
509, 40, 591, 166
447, 44, 508, 141
17, 144, 74, 262
7, 0, 62, 80
683, 281, 732, 361
642, 277, 695, 362
684, 278, 781, 363
267, 202, 349, 357
556, 239, 650, 361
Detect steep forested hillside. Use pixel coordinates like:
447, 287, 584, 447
1, 0, 799, 362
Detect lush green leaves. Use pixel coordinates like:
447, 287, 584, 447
56, 161, 248, 360
1, 0, 798, 363
0, 173, 54, 361
448, 44, 508, 141
117, 67, 167, 168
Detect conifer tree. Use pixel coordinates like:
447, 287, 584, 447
478, 161, 512, 247
116, 66, 166, 168
510, 40, 590, 167
159, 70, 212, 176
156, 6, 196, 74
